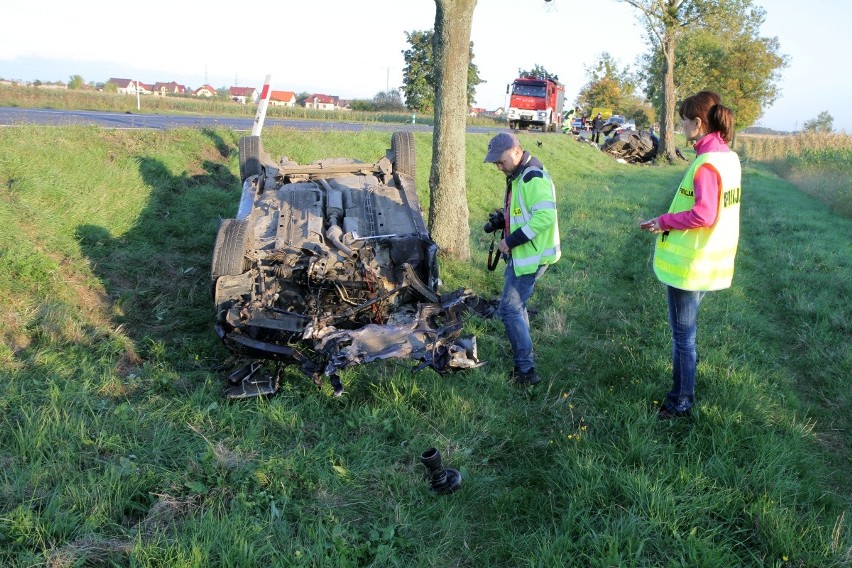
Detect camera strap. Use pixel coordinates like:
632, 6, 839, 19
486, 230, 504, 271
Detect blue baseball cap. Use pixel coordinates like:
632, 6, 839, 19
484, 132, 520, 163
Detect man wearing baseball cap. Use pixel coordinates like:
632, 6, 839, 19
483, 132, 561, 386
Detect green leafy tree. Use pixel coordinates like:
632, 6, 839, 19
402, 30, 434, 112
576, 53, 637, 110
349, 90, 408, 112
639, 2, 787, 131
372, 90, 407, 111
803, 111, 834, 133
296, 92, 311, 107
575, 52, 654, 127
617, 0, 729, 161
518, 65, 559, 82
349, 98, 374, 111
621, 0, 787, 160
401, 27, 483, 113
68, 75, 85, 90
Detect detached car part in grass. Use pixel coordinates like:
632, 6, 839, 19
211, 132, 483, 398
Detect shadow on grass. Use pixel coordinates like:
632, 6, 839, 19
75, 128, 241, 380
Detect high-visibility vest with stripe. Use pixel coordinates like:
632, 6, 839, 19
654, 151, 742, 291
509, 166, 561, 276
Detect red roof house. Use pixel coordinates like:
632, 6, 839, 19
270, 90, 297, 107
229, 86, 257, 104
193, 84, 218, 97
305, 93, 336, 110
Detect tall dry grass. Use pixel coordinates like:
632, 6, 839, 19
736, 131, 852, 216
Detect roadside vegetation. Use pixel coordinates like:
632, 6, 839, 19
736, 132, 852, 217
0, 126, 848, 566
0, 84, 503, 129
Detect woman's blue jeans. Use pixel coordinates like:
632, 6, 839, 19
498, 261, 548, 373
665, 285, 709, 412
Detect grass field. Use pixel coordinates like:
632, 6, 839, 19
0, 126, 849, 567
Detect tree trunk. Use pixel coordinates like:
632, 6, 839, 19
428, 0, 477, 260
659, 31, 678, 162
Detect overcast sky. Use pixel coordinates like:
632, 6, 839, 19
1, 0, 849, 132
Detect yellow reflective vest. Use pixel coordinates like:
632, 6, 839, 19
508, 165, 561, 276
653, 151, 742, 291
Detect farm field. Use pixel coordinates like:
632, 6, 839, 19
0, 126, 849, 566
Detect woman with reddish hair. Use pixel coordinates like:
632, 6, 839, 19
640, 91, 742, 419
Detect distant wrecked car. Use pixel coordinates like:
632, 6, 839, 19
601, 129, 660, 163
211, 131, 483, 398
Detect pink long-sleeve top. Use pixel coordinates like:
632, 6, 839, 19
658, 131, 730, 231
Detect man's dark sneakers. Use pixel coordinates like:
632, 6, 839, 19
657, 404, 692, 420
511, 366, 541, 386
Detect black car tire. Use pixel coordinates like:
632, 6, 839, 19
239, 136, 263, 181
211, 218, 250, 282
391, 131, 416, 178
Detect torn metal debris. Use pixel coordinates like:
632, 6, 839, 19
211, 132, 485, 398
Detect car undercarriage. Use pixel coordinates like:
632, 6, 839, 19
211, 132, 484, 398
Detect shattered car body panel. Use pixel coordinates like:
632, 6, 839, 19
212, 132, 482, 397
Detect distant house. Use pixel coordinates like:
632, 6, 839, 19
469, 107, 486, 117
106, 78, 153, 95
229, 86, 257, 104
107, 78, 136, 94
305, 94, 336, 111
269, 90, 296, 107
193, 84, 217, 97
152, 82, 186, 96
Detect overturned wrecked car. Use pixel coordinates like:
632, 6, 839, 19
601, 129, 660, 163
211, 131, 483, 398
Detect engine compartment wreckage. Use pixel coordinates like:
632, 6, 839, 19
211, 132, 484, 398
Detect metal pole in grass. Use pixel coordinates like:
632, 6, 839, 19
252, 74, 272, 136
134, 80, 140, 111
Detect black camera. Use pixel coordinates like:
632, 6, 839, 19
483, 209, 505, 234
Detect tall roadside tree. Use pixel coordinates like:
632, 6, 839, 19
401, 30, 436, 112
640, 1, 787, 131
425, 0, 478, 260
402, 28, 483, 113
617, 0, 723, 162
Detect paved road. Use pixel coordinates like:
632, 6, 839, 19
0, 106, 504, 134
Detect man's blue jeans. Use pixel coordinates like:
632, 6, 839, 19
665, 285, 709, 413
498, 261, 548, 373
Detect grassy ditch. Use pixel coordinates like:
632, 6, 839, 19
0, 126, 849, 566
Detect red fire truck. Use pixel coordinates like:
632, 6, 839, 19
506, 77, 565, 132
